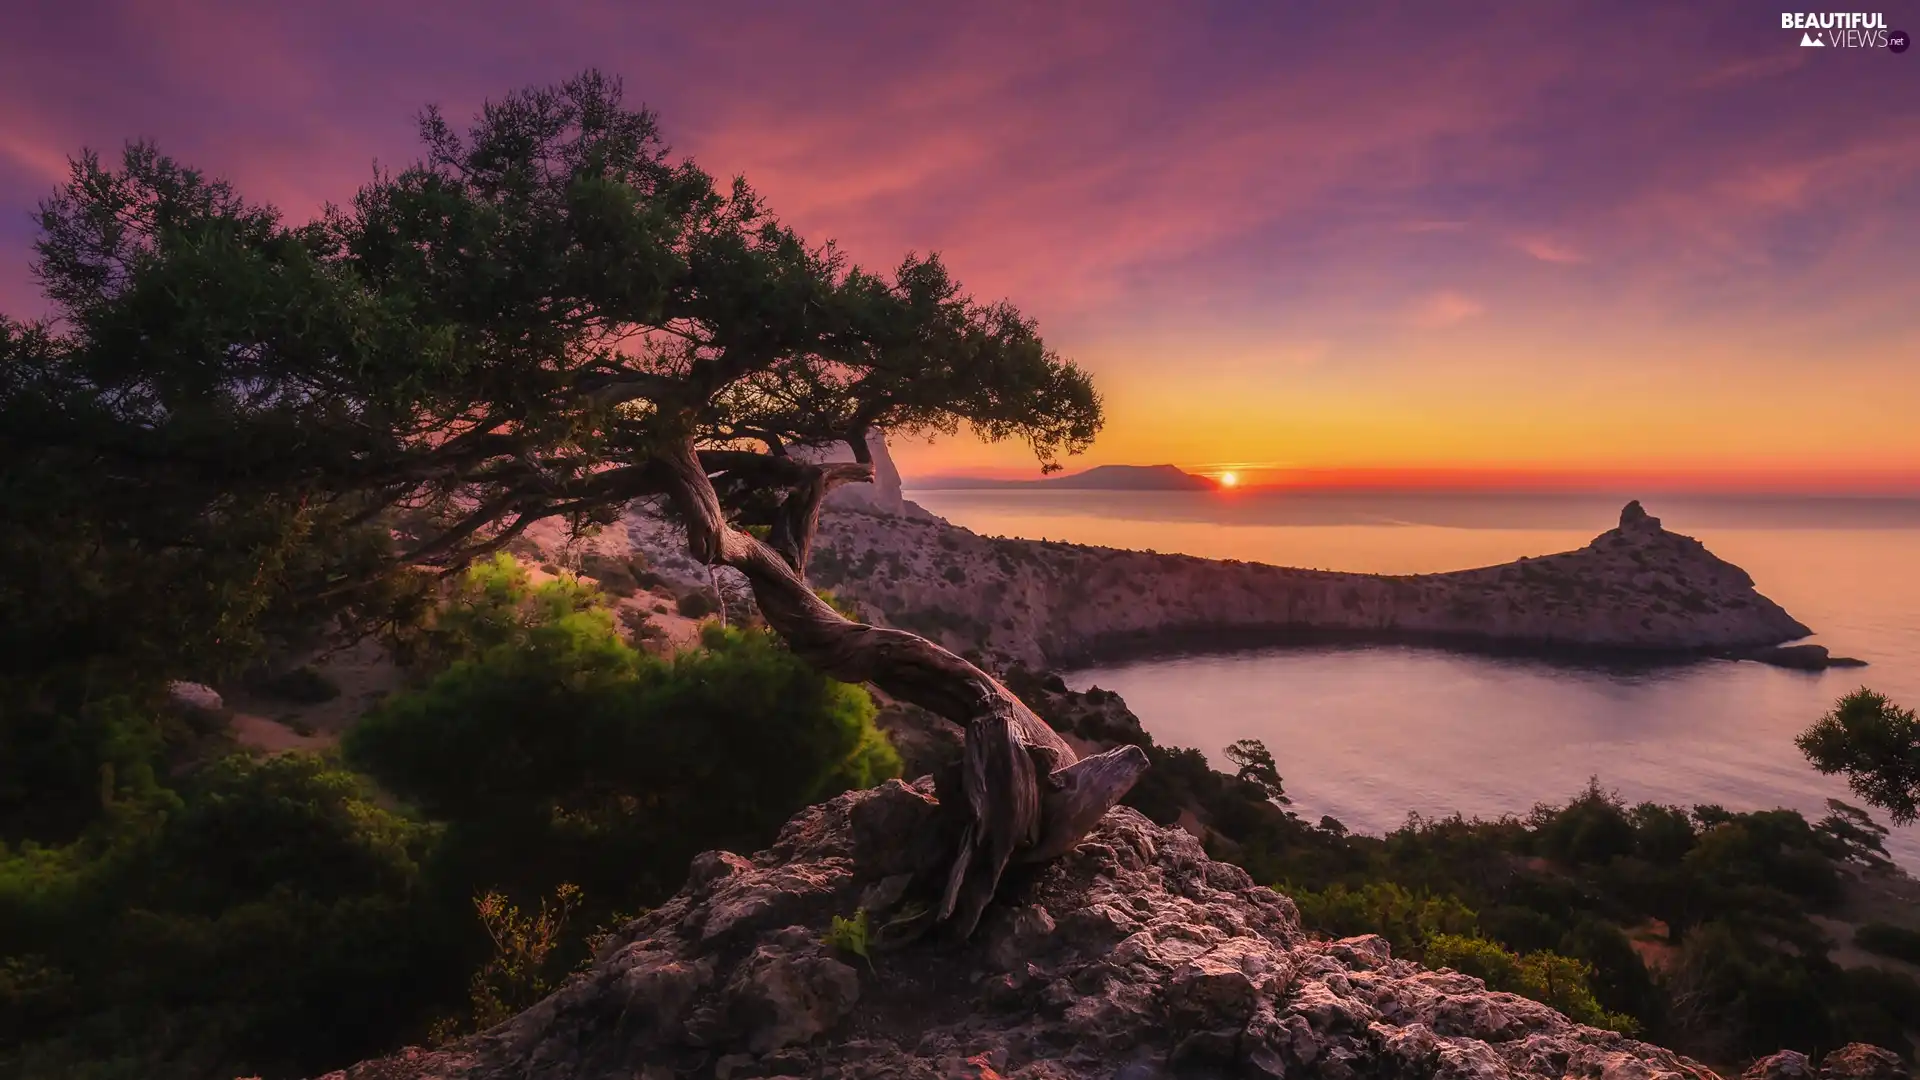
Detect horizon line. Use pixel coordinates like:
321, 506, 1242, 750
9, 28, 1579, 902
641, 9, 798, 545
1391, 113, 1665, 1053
904, 465, 1920, 497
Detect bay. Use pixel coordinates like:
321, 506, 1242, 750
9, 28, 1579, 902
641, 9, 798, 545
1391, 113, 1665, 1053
908, 488, 1920, 867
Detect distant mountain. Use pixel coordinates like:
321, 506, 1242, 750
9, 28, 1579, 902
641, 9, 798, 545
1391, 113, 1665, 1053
911, 464, 1216, 491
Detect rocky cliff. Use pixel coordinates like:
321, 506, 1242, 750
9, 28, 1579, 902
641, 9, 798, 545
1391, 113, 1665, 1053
793, 430, 938, 520
804, 501, 1813, 670
320, 782, 1734, 1080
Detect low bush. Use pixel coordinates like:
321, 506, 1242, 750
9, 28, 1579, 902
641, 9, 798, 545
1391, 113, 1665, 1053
1855, 922, 1920, 965
249, 664, 342, 704
1425, 934, 1635, 1033
348, 557, 898, 933
0, 753, 455, 1080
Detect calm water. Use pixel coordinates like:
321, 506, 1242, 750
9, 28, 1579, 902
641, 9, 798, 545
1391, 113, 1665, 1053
908, 489, 1920, 867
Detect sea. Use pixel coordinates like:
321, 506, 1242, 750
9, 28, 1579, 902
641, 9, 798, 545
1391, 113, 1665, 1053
905, 489, 1920, 869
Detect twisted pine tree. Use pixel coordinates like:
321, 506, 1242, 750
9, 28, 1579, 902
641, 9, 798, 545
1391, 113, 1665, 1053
4, 71, 1148, 937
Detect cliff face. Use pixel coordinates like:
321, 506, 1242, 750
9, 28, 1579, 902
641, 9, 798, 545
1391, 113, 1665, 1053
791, 431, 938, 520
321, 782, 1725, 1080
806, 500, 1812, 670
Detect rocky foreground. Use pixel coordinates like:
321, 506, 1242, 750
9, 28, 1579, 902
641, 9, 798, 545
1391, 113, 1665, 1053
321, 782, 1796, 1080
803, 500, 1813, 671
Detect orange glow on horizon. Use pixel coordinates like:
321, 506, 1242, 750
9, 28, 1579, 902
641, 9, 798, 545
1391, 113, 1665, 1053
1222, 466, 1920, 496
899, 457, 1920, 496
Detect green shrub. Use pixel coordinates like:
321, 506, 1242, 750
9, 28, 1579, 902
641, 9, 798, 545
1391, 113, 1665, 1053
347, 568, 897, 918
250, 664, 342, 704
1, 689, 176, 846
1559, 917, 1662, 1023
815, 589, 860, 620
1288, 881, 1478, 953
1668, 920, 1839, 1057
0, 753, 452, 1080
432, 882, 585, 1042
388, 553, 605, 674
1425, 934, 1636, 1033
825, 909, 873, 971
1530, 782, 1638, 866
676, 591, 717, 619
1855, 922, 1920, 965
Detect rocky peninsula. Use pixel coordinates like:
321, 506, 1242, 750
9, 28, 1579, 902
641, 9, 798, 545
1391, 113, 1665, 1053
798, 500, 1815, 671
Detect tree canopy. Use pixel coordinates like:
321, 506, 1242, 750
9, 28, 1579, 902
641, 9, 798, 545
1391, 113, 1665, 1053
7, 69, 1099, 626
1798, 688, 1920, 825
2, 70, 1120, 941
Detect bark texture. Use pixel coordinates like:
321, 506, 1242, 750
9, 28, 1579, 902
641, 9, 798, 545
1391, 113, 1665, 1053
655, 436, 1146, 938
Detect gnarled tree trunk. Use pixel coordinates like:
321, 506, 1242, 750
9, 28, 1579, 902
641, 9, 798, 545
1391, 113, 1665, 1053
655, 436, 1147, 939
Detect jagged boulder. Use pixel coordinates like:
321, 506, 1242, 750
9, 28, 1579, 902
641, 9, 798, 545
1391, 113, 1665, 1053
1743, 1051, 1817, 1080
322, 782, 1734, 1080
1742, 1045, 1911, 1080
1818, 1045, 1910, 1080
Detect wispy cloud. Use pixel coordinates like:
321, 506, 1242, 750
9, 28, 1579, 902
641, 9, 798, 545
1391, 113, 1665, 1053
1514, 235, 1587, 265
1410, 291, 1485, 328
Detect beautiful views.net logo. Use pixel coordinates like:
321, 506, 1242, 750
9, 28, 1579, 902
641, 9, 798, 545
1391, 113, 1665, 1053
1780, 11, 1910, 50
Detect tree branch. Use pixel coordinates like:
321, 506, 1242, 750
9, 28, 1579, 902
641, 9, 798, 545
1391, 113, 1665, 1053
652, 435, 1144, 938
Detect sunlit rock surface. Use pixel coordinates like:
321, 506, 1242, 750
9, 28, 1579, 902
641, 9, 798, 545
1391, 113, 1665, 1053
319, 781, 1732, 1080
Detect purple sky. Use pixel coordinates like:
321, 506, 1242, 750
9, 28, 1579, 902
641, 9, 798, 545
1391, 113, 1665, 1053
3, 2, 1916, 485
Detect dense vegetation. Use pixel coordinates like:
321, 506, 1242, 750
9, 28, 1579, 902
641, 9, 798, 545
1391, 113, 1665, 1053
1265, 790, 1917, 1057
0, 558, 896, 1079
349, 554, 897, 923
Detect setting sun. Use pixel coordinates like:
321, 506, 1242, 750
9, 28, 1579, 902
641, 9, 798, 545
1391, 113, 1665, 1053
1218, 471, 1238, 488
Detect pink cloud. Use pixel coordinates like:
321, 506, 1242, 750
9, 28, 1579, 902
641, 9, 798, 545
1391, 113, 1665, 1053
1410, 291, 1485, 328
1514, 235, 1587, 265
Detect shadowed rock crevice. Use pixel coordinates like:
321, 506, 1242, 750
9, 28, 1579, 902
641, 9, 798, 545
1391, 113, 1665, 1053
322, 783, 1748, 1080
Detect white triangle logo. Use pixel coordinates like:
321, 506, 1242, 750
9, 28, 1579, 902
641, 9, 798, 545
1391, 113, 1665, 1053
1801, 31, 1825, 45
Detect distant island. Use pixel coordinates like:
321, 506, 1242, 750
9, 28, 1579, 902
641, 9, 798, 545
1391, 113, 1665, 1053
909, 463, 1216, 491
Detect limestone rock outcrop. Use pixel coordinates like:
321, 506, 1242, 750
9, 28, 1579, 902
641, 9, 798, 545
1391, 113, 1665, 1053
322, 782, 1733, 1080
792, 430, 937, 520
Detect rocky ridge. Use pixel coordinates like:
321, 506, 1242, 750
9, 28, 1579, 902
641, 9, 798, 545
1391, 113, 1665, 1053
322, 781, 1742, 1080
801, 500, 1814, 670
